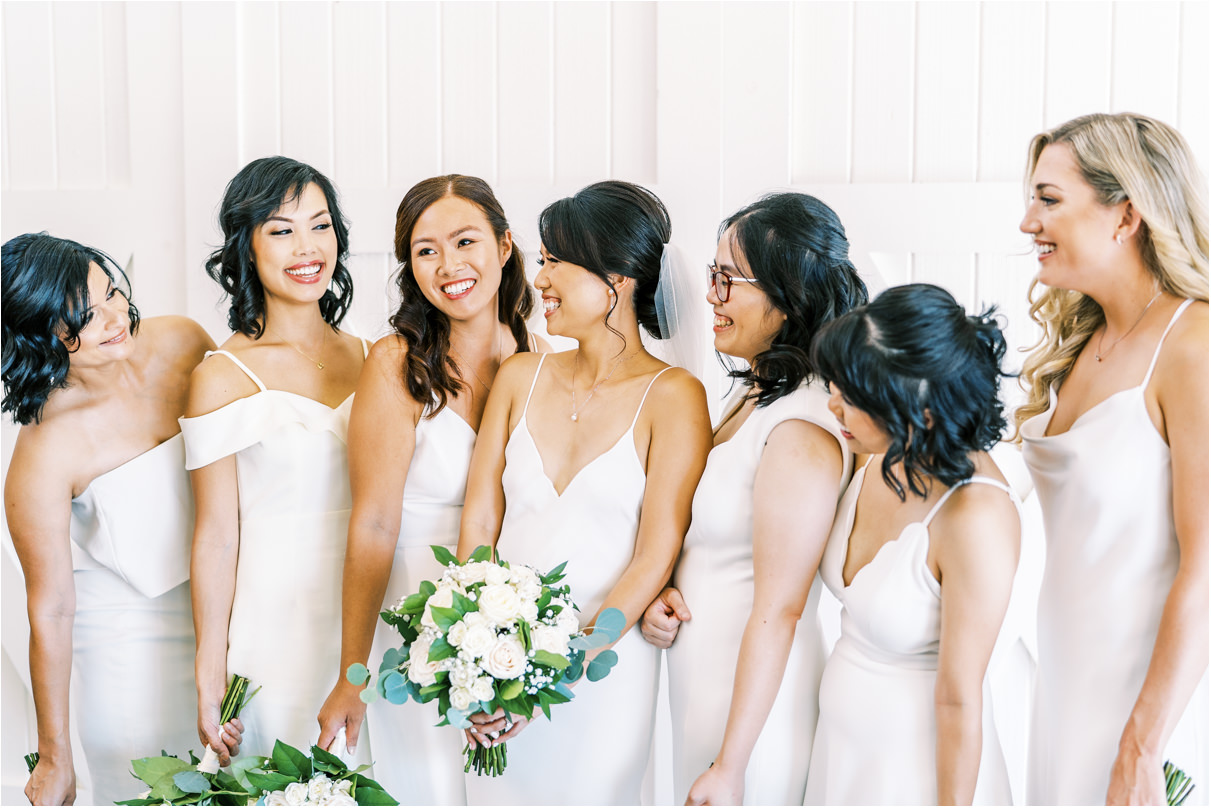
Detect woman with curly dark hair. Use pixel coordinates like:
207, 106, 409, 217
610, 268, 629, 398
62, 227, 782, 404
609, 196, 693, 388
317, 175, 546, 804
180, 157, 369, 768
803, 283, 1020, 805
639, 192, 867, 805
2, 232, 216, 804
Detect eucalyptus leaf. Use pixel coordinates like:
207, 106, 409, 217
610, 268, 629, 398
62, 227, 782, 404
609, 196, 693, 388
131, 755, 192, 785
361, 686, 380, 704
380, 645, 408, 672
383, 671, 410, 704
172, 770, 210, 794
430, 545, 459, 568
445, 706, 472, 729
592, 607, 625, 640
563, 654, 584, 683
586, 649, 619, 682
346, 662, 370, 686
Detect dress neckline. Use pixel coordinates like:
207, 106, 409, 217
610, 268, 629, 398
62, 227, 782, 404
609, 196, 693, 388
75, 432, 183, 501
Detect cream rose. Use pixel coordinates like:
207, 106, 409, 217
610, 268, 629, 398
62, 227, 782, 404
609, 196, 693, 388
471, 676, 495, 702
320, 793, 356, 807
530, 624, 571, 656
450, 686, 475, 711
460, 561, 489, 584
478, 584, 522, 626
449, 665, 476, 689
264, 794, 288, 807
421, 585, 456, 629
284, 783, 309, 806
308, 774, 333, 803
484, 564, 510, 586
519, 599, 539, 624
459, 623, 497, 660
447, 620, 468, 647
483, 635, 527, 679
408, 636, 439, 686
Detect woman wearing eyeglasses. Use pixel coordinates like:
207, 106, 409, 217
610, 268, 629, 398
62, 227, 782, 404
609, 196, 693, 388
640, 192, 868, 805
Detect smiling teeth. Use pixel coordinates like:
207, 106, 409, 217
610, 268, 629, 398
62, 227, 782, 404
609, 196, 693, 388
286, 263, 322, 277
1037, 244, 1055, 255
543, 299, 561, 314
443, 279, 476, 296
714, 315, 733, 328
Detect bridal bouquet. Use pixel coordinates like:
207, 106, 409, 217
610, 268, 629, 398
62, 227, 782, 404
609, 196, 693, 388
1165, 760, 1195, 806
349, 545, 624, 777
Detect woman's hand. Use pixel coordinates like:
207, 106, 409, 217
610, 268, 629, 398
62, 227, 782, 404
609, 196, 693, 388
463, 708, 531, 750
25, 752, 75, 806
1105, 744, 1165, 806
317, 680, 368, 757
685, 761, 744, 806
197, 697, 243, 767
640, 587, 691, 648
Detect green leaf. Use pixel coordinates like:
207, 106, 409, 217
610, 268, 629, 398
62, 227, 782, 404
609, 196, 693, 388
382, 670, 410, 704
430, 545, 459, 568
131, 755, 192, 786
469, 544, 492, 563
380, 645, 408, 672
563, 652, 584, 683
430, 605, 462, 632
428, 636, 458, 662
354, 785, 401, 805
113, 799, 159, 806
310, 745, 349, 775
419, 579, 437, 598
172, 770, 211, 794
541, 560, 568, 584
499, 679, 524, 700
445, 706, 472, 729
586, 649, 619, 682
346, 662, 370, 686
400, 592, 429, 613
532, 650, 570, 671
552, 681, 575, 700
419, 682, 446, 698
451, 590, 477, 615
228, 755, 267, 790
592, 607, 625, 640
269, 739, 311, 779
148, 772, 186, 802
246, 770, 299, 793
361, 685, 380, 704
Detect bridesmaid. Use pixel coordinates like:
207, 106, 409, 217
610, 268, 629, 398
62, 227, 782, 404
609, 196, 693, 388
456, 180, 713, 805
317, 175, 547, 804
182, 157, 370, 765
2, 233, 216, 804
639, 192, 868, 805
803, 283, 1020, 805
1016, 112, 1208, 804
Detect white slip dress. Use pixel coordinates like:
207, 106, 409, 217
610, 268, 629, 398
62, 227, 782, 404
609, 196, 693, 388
366, 404, 475, 806
69, 434, 198, 805
803, 463, 1018, 805
463, 353, 669, 806
179, 343, 371, 769
666, 381, 852, 805
1021, 299, 1209, 805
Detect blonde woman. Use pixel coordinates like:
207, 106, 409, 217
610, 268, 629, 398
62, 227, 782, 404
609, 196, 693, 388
1016, 112, 1208, 805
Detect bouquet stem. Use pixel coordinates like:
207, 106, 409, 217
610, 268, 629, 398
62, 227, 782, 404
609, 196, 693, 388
199, 673, 259, 774
24, 752, 38, 774
1165, 760, 1195, 806
464, 742, 508, 777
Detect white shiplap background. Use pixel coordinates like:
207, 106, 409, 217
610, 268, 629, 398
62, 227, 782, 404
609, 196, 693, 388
2, 1, 1207, 803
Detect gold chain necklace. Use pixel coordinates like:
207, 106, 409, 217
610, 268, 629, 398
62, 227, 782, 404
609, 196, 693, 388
452, 328, 503, 394
1094, 290, 1162, 362
570, 350, 634, 422
271, 326, 327, 370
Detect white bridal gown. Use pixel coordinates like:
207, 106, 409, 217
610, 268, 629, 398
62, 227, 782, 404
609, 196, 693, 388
366, 404, 475, 806
804, 462, 1017, 805
69, 434, 197, 804
180, 345, 371, 769
464, 354, 669, 806
666, 381, 851, 805
1021, 299, 1208, 805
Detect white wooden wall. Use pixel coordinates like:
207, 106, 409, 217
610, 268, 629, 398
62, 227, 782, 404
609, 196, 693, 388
2, 1, 1207, 803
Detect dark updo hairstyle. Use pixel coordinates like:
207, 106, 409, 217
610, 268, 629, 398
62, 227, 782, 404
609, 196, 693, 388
538, 180, 671, 342
389, 174, 534, 416
205, 156, 352, 338
812, 283, 1010, 501
720, 192, 868, 407
2, 232, 140, 425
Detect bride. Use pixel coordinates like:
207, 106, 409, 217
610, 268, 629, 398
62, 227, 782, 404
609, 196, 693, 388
456, 180, 712, 805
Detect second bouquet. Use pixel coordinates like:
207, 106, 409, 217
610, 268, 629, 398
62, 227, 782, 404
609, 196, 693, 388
348, 545, 623, 777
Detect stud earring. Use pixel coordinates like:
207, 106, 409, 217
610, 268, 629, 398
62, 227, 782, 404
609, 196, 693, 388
1116, 234, 1124, 245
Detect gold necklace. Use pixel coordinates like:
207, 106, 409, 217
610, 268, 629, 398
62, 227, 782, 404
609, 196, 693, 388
453, 328, 503, 394
570, 350, 634, 422
271, 326, 327, 370
1094, 290, 1162, 362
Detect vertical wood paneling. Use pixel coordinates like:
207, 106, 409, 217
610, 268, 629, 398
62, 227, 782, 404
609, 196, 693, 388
334, 1, 387, 190
976, 252, 1040, 372
611, 1, 656, 183
1112, 2, 1181, 123
720, 2, 791, 209
1177, 1, 1210, 173
345, 251, 396, 341
52, 2, 106, 189
280, 2, 334, 178
554, 2, 610, 184
498, 3, 552, 185
978, 2, 1045, 182
100, 3, 130, 187
791, 1, 853, 184
1044, 2, 1112, 128
851, 1, 913, 182
869, 252, 911, 290
238, 1, 281, 163
386, 2, 440, 189
3, 2, 56, 189
914, 2, 978, 182
913, 254, 976, 310
441, 2, 497, 181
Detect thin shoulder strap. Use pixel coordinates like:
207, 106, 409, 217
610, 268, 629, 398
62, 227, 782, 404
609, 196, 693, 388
205, 349, 267, 393
922, 475, 1020, 527
360, 336, 369, 358
1141, 298, 1195, 388
520, 353, 548, 421
629, 367, 675, 431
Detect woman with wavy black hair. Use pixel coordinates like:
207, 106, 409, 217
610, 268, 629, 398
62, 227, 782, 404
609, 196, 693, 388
639, 192, 866, 805
317, 175, 547, 804
181, 156, 370, 768
2, 232, 215, 804
456, 180, 712, 805
803, 283, 1020, 805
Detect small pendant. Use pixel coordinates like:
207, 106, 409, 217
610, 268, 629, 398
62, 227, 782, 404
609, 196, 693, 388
1094, 355, 1102, 362
571, 413, 578, 422
317, 362, 324, 370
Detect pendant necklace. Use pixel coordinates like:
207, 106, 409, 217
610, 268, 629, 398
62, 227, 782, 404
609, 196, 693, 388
453, 327, 503, 395
570, 350, 633, 422
1094, 290, 1162, 362
272, 326, 327, 370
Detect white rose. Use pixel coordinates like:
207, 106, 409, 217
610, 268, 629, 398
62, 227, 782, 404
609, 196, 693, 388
483, 635, 527, 679
556, 605, 581, 633
519, 599, 539, 624
334, 779, 354, 796
530, 624, 571, 656
447, 620, 468, 647
460, 562, 489, 584
284, 782, 309, 806
478, 584, 522, 626
308, 774, 333, 803
421, 586, 456, 629
471, 676, 496, 702
408, 636, 439, 686
459, 623, 497, 659
449, 665, 476, 689
450, 685, 475, 711
320, 793, 357, 807
463, 611, 489, 629
264, 793, 289, 807
485, 564, 510, 585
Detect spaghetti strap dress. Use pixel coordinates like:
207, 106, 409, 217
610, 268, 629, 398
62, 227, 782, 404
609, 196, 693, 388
70, 435, 197, 804
178, 341, 371, 768
1021, 299, 1208, 805
803, 465, 1018, 805
666, 381, 852, 805
464, 353, 670, 806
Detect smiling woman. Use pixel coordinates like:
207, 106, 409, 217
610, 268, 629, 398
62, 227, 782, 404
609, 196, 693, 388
179, 157, 372, 772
